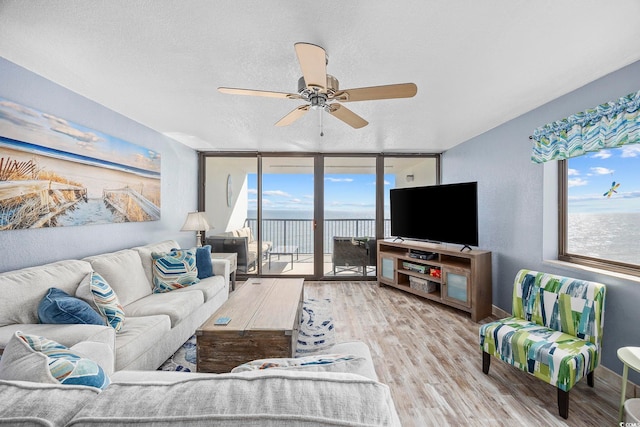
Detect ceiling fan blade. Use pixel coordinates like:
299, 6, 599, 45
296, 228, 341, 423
327, 104, 368, 129
294, 42, 327, 91
218, 87, 301, 100
333, 83, 417, 102
275, 105, 310, 126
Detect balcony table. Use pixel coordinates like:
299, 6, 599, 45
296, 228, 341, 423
268, 245, 299, 271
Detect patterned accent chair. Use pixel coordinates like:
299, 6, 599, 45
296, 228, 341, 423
479, 269, 606, 419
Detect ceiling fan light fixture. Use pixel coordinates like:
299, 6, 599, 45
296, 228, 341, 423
297, 75, 339, 99
219, 42, 416, 130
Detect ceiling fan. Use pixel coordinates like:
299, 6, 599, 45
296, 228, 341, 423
218, 42, 417, 131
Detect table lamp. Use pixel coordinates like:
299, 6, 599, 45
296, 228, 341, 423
181, 212, 211, 247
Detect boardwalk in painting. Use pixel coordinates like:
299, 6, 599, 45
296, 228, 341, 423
0, 97, 161, 230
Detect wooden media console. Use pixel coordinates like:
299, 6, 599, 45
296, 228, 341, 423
377, 239, 492, 322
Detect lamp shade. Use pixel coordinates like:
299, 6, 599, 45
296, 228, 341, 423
180, 212, 211, 232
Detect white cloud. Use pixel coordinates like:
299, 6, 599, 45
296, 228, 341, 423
590, 167, 614, 175
325, 177, 353, 182
567, 168, 580, 176
568, 178, 588, 187
248, 188, 257, 195
263, 190, 291, 197
621, 145, 640, 158
592, 151, 612, 159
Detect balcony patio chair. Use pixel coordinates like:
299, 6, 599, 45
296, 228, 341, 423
332, 237, 374, 275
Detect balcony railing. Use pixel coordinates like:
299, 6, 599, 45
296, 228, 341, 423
244, 218, 391, 254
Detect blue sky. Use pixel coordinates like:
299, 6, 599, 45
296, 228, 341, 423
0, 97, 160, 173
568, 145, 640, 213
248, 173, 394, 213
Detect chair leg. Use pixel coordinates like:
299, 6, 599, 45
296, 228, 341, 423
587, 370, 594, 387
482, 351, 491, 374
558, 388, 569, 419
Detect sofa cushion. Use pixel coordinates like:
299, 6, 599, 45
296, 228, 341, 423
172, 275, 225, 302
84, 249, 151, 307
76, 272, 126, 332
236, 226, 254, 241
151, 249, 200, 293
132, 240, 179, 287
123, 291, 204, 328
231, 353, 367, 375
0, 259, 93, 327
0, 332, 110, 390
325, 341, 379, 381
114, 315, 171, 371
0, 379, 100, 426
66, 370, 401, 426
38, 287, 105, 326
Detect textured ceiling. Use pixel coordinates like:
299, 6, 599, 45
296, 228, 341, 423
1, 0, 639, 153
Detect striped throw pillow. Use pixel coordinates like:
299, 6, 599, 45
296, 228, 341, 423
151, 249, 200, 293
0, 332, 110, 390
76, 272, 125, 332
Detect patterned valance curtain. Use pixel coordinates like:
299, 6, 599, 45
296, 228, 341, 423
531, 89, 640, 163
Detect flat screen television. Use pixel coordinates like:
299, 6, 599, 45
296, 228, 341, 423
390, 181, 478, 247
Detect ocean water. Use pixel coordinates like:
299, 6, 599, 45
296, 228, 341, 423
247, 209, 383, 253
249, 210, 378, 220
568, 212, 640, 265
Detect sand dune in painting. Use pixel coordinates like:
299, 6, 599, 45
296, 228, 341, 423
0, 146, 160, 229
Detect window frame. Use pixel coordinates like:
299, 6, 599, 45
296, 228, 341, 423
558, 159, 640, 277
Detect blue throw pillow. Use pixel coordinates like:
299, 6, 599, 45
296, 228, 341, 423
38, 288, 105, 326
172, 245, 214, 279
196, 245, 214, 279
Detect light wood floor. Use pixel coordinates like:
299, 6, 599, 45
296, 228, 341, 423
302, 280, 623, 427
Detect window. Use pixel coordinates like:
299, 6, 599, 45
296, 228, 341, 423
559, 146, 640, 275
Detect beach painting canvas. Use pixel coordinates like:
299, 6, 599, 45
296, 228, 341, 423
0, 97, 161, 230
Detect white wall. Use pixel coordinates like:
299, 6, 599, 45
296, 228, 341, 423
204, 157, 252, 234
0, 58, 199, 272
443, 59, 640, 378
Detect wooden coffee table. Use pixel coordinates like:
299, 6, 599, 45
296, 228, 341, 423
196, 277, 304, 373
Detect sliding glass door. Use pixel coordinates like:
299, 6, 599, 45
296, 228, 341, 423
259, 156, 315, 276
201, 153, 438, 280
324, 156, 377, 278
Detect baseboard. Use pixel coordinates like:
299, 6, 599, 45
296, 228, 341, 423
491, 305, 510, 318
490, 305, 638, 397
599, 364, 640, 399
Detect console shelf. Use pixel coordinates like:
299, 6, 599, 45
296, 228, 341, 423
377, 239, 492, 322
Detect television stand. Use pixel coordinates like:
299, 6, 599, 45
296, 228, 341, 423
377, 239, 492, 322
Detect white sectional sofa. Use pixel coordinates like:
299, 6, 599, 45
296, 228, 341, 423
0, 340, 401, 426
0, 239, 230, 372
0, 240, 401, 425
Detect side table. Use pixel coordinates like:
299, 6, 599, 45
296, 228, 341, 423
212, 252, 237, 291
618, 346, 640, 422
